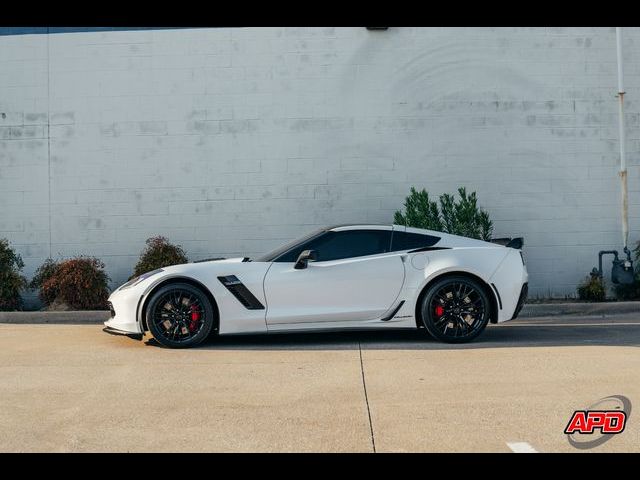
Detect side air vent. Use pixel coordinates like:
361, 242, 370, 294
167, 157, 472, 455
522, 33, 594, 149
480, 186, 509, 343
381, 300, 405, 321
217, 275, 265, 310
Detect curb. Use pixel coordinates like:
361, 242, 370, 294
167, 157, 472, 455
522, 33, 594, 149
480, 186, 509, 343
0, 302, 638, 324
0, 311, 110, 324
518, 301, 640, 318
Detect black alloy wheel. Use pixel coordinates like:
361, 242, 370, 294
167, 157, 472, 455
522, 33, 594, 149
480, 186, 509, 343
146, 283, 215, 348
421, 276, 490, 343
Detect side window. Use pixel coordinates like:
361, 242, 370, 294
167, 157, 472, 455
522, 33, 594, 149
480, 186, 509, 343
391, 231, 440, 251
311, 230, 392, 261
274, 232, 329, 263
275, 230, 392, 262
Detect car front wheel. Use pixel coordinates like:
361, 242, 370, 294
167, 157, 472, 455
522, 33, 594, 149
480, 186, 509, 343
421, 276, 490, 343
146, 283, 215, 348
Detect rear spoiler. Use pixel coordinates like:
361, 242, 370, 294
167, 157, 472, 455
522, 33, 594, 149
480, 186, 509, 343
490, 237, 524, 249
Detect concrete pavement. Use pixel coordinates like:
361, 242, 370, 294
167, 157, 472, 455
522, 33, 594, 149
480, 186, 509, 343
0, 314, 638, 452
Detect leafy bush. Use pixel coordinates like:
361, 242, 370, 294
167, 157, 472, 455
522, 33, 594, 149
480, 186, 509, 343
0, 238, 27, 311
29, 258, 61, 306
38, 257, 110, 310
577, 275, 607, 302
394, 187, 493, 241
131, 236, 188, 279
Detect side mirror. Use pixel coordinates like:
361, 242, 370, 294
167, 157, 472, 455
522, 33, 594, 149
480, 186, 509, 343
294, 250, 317, 270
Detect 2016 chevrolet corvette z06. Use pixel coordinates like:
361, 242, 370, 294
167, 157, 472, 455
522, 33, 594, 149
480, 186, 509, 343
104, 224, 528, 348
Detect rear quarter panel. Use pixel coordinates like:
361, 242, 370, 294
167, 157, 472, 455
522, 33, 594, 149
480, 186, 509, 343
404, 246, 511, 323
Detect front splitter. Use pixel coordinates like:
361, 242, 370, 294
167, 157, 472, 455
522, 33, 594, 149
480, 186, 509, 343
103, 326, 143, 341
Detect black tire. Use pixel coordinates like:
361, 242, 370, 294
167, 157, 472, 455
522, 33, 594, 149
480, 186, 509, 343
420, 276, 490, 343
146, 283, 215, 348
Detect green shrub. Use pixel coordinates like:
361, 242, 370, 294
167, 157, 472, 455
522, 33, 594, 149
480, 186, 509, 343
393, 187, 442, 231
131, 236, 188, 279
0, 238, 27, 311
39, 257, 110, 310
394, 187, 493, 241
577, 275, 607, 302
29, 258, 61, 306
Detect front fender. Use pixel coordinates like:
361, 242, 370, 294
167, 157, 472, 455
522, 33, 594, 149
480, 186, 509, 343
135, 262, 272, 335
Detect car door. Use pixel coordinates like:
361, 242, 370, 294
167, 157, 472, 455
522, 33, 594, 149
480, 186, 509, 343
263, 229, 405, 326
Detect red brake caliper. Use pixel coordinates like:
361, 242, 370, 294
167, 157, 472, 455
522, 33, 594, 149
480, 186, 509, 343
189, 305, 200, 332
434, 305, 445, 317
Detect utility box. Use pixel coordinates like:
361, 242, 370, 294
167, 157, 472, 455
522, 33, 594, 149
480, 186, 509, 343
595, 250, 635, 285
611, 256, 634, 284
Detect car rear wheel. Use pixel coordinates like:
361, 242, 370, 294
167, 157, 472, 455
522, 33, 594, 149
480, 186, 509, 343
420, 276, 490, 343
146, 283, 214, 348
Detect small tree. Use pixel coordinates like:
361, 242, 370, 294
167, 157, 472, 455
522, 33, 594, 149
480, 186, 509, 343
394, 187, 494, 241
0, 238, 27, 311
131, 236, 189, 279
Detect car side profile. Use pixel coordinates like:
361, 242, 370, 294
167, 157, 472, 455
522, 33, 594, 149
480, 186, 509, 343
104, 224, 528, 348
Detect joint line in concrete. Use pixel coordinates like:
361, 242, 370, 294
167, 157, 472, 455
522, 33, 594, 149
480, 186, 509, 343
358, 341, 376, 453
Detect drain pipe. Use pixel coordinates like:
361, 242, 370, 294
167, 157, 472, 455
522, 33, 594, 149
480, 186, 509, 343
616, 27, 629, 252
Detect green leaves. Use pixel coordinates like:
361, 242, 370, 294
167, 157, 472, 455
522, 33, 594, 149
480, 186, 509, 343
577, 275, 606, 302
393, 187, 442, 231
394, 187, 494, 241
0, 238, 27, 311
131, 236, 189, 280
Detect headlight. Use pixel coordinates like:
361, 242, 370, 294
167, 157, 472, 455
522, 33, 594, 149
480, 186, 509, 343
118, 268, 164, 290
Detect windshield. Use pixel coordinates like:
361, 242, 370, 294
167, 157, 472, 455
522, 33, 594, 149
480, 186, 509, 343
254, 227, 326, 262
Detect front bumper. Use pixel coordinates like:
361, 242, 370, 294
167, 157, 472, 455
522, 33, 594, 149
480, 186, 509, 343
103, 286, 144, 335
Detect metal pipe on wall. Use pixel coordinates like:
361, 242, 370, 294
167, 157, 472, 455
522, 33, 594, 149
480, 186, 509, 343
616, 27, 629, 250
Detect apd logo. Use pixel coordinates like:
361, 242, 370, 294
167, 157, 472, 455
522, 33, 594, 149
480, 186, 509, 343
564, 395, 631, 449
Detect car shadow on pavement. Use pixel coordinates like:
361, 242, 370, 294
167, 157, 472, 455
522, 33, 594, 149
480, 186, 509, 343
142, 316, 640, 350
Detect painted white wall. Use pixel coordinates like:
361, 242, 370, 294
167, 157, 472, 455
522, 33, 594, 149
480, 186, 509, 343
1, 27, 639, 301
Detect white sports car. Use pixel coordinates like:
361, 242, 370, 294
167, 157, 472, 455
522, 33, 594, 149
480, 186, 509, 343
104, 224, 528, 348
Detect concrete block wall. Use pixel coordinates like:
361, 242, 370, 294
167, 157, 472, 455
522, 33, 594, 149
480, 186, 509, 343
1, 27, 639, 302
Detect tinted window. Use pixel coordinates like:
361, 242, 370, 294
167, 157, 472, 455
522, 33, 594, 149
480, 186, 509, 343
391, 231, 440, 251
275, 230, 392, 262
256, 228, 325, 262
